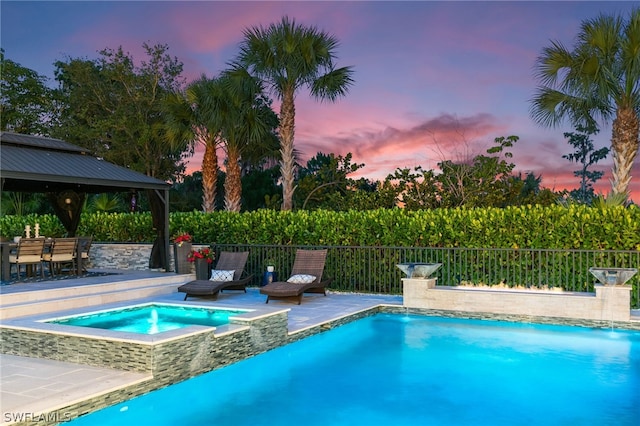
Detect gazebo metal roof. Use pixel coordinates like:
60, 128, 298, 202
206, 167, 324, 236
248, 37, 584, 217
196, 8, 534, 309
0, 132, 169, 193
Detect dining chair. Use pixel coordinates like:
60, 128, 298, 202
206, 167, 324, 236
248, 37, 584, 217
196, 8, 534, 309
9, 237, 46, 279
74, 236, 93, 273
42, 237, 77, 277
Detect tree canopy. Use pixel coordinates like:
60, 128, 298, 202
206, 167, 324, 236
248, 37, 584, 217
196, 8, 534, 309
0, 49, 58, 135
387, 136, 557, 209
562, 125, 609, 204
53, 43, 188, 181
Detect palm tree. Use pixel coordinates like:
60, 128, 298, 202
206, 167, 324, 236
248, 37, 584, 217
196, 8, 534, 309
236, 15, 355, 210
530, 8, 640, 198
216, 68, 279, 212
165, 76, 221, 212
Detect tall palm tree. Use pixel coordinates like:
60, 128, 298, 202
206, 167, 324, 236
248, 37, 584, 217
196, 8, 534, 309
236, 15, 354, 210
165, 76, 221, 212
216, 67, 279, 212
530, 8, 640, 198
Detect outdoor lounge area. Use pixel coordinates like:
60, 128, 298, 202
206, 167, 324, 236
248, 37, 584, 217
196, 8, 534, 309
1, 242, 640, 425
178, 251, 253, 300
2, 265, 640, 425
3, 3, 640, 422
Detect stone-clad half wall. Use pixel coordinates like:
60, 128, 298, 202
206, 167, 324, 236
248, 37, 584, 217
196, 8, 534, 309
90, 243, 209, 272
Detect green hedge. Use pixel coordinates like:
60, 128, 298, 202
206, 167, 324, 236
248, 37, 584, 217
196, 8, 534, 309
2, 205, 639, 250
2, 206, 638, 306
189, 205, 640, 249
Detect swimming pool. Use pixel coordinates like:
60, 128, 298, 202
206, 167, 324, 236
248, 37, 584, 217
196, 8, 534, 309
64, 314, 640, 425
44, 303, 247, 335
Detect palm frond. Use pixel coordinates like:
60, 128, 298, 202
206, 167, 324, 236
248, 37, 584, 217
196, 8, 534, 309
310, 67, 355, 102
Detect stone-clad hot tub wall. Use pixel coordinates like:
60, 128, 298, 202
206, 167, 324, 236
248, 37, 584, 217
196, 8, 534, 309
1, 310, 289, 425
0, 311, 288, 378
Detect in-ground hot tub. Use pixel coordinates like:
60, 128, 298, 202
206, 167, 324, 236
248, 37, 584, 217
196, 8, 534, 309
42, 302, 249, 335
2, 300, 289, 381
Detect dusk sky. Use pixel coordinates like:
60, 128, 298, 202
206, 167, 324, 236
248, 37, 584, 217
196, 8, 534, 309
2, 1, 639, 200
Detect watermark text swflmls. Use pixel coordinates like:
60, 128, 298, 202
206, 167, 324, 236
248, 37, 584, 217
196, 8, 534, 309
3, 412, 72, 423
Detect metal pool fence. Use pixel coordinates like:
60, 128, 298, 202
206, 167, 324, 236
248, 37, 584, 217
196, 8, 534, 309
213, 244, 640, 308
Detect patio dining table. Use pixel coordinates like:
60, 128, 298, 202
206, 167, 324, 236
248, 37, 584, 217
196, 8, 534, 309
0, 238, 84, 281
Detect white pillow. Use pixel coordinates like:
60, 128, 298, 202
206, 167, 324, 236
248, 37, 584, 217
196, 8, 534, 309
210, 270, 235, 281
287, 274, 316, 284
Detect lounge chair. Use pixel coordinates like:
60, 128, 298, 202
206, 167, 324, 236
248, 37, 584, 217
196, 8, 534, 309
260, 249, 332, 304
177, 251, 253, 300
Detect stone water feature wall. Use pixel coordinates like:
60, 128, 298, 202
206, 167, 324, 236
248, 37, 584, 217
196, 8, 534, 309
403, 278, 633, 322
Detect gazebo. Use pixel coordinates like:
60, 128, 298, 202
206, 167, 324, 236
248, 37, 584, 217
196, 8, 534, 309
0, 131, 171, 272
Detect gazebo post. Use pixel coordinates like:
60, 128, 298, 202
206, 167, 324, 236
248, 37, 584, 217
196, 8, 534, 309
163, 188, 170, 272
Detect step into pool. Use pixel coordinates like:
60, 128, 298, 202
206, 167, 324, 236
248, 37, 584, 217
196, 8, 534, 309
43, 303, 248, 335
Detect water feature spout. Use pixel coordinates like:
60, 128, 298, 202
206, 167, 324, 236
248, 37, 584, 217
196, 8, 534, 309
396, 263, 442, 278
588, 267, 637, 286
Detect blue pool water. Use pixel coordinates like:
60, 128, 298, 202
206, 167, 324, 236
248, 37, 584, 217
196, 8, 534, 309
46, 303, 245, 334
64, 314, 640, 425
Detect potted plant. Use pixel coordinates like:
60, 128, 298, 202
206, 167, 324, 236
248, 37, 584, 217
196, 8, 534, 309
174, 233, 192, 247
172, 232, 192, 274
188, 247, 215, 280
264, 257, 276, 272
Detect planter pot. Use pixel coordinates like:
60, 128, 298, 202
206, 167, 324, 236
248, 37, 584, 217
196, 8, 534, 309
262, 270, 277, 286
195, 258, 211, 280
173, 242, 192, 274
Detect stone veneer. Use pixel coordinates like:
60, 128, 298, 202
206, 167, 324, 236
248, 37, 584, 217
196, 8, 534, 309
1, 313, 288, 372
89, 243, 209, 272
380, 305, 640, 331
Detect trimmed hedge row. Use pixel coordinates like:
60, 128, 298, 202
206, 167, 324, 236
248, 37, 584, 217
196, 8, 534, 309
1, 205, 639, 250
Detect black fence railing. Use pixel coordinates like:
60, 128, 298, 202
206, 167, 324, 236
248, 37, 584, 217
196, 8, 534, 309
213, 244, 640, 308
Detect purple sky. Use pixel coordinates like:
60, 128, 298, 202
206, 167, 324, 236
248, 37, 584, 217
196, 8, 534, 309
2, 1, 638, 200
